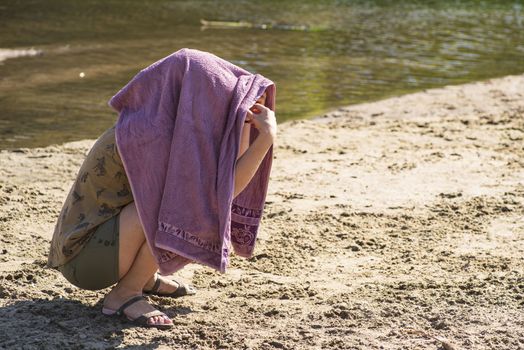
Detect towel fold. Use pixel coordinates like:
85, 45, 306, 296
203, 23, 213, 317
109, 48, 275, 273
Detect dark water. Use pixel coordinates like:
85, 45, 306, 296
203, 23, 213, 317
0, 0, 523, 150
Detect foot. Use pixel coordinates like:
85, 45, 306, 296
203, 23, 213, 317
143, 274, 194, 295
103, 285, 173, 327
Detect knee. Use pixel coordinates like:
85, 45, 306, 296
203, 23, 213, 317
120, 202, 145, 239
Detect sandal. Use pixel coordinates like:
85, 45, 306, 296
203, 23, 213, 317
143, 273, 197, 299
102, 295, 173, 329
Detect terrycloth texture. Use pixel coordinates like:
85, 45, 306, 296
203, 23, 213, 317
109, 48, 275, 273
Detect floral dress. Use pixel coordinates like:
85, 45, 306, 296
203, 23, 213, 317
47, 125, 134, 269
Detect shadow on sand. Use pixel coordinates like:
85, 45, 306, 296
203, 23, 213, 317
0, 297, 193, 349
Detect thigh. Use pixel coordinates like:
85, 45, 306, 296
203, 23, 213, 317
118, 201, 147, 278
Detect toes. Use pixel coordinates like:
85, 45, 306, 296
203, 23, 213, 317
147, 315, 172, 325
148, 316, 161, 325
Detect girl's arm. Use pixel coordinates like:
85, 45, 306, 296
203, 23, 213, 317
237, 123, 251, 160
233, 103, 277, 198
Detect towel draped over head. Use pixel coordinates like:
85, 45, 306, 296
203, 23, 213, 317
109, 48, 275, 273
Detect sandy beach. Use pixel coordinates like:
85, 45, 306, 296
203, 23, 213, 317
1, 75, 523, 349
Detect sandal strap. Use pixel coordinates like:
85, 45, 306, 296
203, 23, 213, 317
144, 274, 196, 298
115, 295, 145, 316
150, 273, 162, 294
149, 274, 181, 294
145, 275, 196, 298
169, 283, 190, 298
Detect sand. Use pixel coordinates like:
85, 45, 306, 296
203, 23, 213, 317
1, 75, 523, 349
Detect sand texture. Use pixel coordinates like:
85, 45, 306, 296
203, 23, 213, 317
1, 75, 523, 349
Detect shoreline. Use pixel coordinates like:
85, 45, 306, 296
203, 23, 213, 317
3, 73, 523, 154
1, 74, 523, 349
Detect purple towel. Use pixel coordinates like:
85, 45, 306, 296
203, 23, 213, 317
109, 48, 275, 273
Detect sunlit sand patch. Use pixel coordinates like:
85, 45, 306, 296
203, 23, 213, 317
487, 215, 524, 241
455, 215, 524, 255
454, 233, 499, 254
307, 254, 384, 295
0, 259, 34, 273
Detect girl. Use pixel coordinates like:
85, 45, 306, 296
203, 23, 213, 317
47, 49, 277, 329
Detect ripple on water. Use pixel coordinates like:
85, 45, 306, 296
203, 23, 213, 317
0, 48, 42, 63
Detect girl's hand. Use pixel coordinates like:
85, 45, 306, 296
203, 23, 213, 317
245, 103, 277, 141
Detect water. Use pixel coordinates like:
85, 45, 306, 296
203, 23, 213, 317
1, 0, 523, 150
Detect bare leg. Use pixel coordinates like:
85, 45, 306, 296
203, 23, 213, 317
117, 201, 147, 279
102, 202, 172, 326
116, 202, 187, 294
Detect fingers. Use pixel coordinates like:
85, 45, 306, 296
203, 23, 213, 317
249, 103, 270, 116
246, 102, 273, 124
245, 110, 254, 123
251, 103, 269, 113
